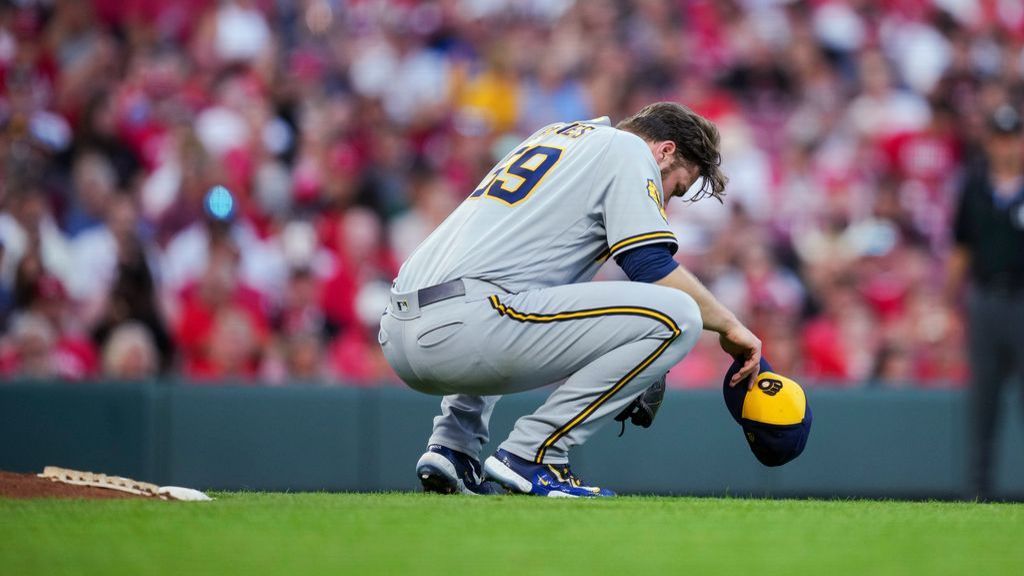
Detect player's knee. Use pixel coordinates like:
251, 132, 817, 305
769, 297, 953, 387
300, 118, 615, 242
660, 290, 702, 348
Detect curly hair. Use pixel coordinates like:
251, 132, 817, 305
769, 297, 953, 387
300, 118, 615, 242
616, 102, 728, 203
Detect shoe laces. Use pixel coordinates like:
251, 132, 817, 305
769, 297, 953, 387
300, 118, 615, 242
547, 464, 584, 488
464, 456, 483, 484
440, 446, 482, 484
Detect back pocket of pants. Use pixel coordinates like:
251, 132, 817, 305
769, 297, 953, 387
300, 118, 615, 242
416, 321, 464, 348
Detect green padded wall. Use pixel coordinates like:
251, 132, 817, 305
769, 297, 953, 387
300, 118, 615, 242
1, 382, 1022, 498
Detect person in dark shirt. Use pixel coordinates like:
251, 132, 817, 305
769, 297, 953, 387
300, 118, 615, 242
949, 104, 1024, 500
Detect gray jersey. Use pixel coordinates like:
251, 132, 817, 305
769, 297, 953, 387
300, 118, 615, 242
394, 117, 678, 293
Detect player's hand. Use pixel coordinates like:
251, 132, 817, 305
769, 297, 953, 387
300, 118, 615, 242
719, 323, 762, 388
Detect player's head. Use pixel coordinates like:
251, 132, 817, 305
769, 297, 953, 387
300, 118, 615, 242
617, 102, 727, 203
722, 357, 812, 467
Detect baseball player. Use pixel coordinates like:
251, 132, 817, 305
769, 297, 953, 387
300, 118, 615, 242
379, 102, 762, 497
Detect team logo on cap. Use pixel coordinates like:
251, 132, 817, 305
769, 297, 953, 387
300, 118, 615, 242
758, 378, 783, 396
742, 371, 806, 425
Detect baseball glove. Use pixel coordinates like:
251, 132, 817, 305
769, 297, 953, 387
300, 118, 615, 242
614, 374, 666, 436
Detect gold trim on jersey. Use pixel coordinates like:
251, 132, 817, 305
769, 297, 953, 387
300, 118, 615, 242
595, 230, 678, 262
488, 295, 681, 463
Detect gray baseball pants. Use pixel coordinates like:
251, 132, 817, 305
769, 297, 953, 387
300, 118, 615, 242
379, 278, 702, 464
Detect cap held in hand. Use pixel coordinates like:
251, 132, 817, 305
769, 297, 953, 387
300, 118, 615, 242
722, 358, 812, 467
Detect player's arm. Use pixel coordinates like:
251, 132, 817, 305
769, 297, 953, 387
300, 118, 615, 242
654, 265, 762, 387
599, 133, 761, 386
615, 244, 762, 386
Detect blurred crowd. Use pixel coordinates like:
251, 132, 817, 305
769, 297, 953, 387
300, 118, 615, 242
2, 0, 1018, 387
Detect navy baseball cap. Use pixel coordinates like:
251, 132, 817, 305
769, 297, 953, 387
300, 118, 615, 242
723, 358, 812, 467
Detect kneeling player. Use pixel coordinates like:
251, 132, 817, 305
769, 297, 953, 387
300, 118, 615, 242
379, 103, 761, 497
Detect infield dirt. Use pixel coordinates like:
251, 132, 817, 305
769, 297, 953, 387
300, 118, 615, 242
0, 470, 147, 500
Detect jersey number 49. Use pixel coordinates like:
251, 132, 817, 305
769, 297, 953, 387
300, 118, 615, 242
469, 145, 563, 206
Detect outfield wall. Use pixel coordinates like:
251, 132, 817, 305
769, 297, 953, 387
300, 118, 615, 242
1, 382, 1023, 498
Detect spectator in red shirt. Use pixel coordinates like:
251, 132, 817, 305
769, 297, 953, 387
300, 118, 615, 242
174, 232, 268, 380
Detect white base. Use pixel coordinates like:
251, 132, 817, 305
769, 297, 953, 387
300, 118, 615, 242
158, 486, 213, 501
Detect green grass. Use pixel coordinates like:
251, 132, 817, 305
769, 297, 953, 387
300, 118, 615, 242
2, 493, 1022, 576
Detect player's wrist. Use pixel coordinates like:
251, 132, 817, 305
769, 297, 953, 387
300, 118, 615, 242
713, 315, 743, 336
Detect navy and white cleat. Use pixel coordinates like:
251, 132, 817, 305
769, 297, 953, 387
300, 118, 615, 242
416, 444, 506, 495
483, 448, 615, 498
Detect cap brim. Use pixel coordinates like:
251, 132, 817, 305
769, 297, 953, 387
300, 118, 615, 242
742, 402, 812, 467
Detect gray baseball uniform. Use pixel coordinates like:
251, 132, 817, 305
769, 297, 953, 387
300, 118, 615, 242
380, 117, 702, 464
